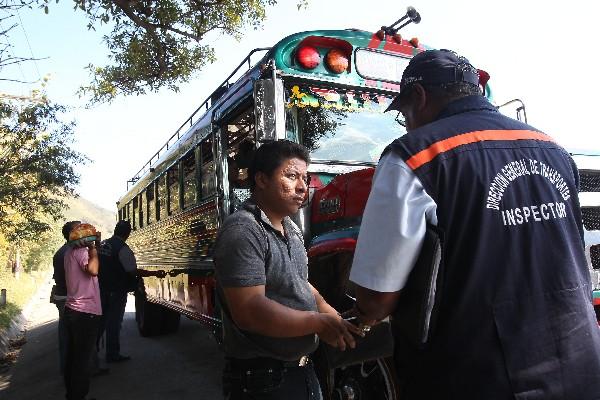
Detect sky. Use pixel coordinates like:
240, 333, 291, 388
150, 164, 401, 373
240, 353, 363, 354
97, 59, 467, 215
1, 0, 599, 211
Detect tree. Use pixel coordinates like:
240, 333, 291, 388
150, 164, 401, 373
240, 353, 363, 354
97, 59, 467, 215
38, 0, 308, 104
0, 93, 86, 243
0, 1, 42, 84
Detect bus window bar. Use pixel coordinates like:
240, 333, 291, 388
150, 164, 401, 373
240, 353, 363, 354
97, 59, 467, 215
127, 47, 272, 188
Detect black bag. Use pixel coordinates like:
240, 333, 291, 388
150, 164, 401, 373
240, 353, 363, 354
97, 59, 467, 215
321, 319, 394, 369
392, 224, 444, 347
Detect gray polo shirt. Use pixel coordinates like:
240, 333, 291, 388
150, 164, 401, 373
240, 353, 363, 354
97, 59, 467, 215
214, 200, 318, 361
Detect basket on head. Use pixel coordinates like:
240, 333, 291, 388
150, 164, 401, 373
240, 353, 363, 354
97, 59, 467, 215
68, 223, 98, 246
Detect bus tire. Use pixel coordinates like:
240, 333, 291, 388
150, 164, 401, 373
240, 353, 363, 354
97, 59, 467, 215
314, 348, 401, 400
134, 292, 163, 337
160, 307, 181, 334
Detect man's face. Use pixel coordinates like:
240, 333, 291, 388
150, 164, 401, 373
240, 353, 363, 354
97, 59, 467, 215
397, 85, 423, 132
398, 100, 419, 132
396, 83, 438, 132
257, 157, 308, 217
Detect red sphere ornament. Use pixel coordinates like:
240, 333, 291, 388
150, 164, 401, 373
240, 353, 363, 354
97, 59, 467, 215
296, 45, 320, 70
325, 49, 349, 74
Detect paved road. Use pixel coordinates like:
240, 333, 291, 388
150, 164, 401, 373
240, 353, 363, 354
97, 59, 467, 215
0, 282, 224, 400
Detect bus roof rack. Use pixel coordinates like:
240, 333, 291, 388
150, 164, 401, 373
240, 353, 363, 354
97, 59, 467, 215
126, 47, 272, 190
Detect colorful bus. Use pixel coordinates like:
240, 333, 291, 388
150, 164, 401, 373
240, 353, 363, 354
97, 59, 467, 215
116, 10, 599, 399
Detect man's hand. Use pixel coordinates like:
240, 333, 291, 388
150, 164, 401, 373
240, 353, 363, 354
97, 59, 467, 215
314, 313, 362, 351
94, 231, 102, 248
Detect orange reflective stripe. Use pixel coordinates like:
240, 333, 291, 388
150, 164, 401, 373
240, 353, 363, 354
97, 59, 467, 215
405, 130, 554, 170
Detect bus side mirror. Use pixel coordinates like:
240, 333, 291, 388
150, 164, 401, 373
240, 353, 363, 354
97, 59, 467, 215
497, 98, 528, 124
254, 78, 285, 142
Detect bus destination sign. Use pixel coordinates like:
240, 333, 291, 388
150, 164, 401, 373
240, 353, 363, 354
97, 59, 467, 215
355, 48, 411, 84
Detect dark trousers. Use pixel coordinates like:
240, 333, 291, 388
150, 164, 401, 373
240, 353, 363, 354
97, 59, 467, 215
99, 290, 128, 360
55, 300, 67, 375
64, 307, 101, 400
223, 358, 322, 400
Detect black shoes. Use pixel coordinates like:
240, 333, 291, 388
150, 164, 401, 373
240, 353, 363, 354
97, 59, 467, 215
106, 354, 131, 363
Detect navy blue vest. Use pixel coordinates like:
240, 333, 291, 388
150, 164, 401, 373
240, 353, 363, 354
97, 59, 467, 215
388, 95, 600, 399
98, 236, 135, 293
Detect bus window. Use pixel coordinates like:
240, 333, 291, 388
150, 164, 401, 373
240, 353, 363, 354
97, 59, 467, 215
168, 165, 180, 215
132, 197, 138, 229
147, 182, 155, 225
201, 136, 215, 198
284, 84, 405, 162
224, 109, 255, 210
182, 149, 197, 209
157, 174, 167, 220
139, 193, 145, 228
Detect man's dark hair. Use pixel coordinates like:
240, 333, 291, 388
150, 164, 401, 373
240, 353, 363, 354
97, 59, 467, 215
114, 220, 132, 238
62, 220, 81, 241
248, 140, 310, 191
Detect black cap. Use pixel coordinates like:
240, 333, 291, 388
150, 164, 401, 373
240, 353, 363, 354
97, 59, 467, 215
385, 49, 480, 112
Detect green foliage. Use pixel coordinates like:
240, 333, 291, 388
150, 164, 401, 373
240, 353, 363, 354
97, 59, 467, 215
38, 0, 307, 103
0, 95, 87, 243
61, 195, 116, 239
0, 267, 46, 331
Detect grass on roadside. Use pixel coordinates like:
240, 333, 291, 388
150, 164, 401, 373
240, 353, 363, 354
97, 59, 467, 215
0, 269, 48, 332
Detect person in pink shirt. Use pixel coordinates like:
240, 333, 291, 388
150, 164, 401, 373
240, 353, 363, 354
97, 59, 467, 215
63, 224, 102, 400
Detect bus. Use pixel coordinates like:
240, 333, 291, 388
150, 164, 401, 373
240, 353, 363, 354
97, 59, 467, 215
572, 155, 600, 321
116, 9, 600, 399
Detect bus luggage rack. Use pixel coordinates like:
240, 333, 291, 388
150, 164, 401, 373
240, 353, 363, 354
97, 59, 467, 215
126, 47, 272, 190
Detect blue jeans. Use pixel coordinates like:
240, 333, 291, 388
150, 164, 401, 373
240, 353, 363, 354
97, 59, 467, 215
223, 358, 323, 400
99, 291, 128, 360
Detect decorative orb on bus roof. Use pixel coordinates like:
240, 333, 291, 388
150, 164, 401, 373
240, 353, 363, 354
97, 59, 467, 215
325, 48, 349, 74
296, 45, 321, 70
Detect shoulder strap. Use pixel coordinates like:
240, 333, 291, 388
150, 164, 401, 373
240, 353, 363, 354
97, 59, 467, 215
248, 209, 271, 263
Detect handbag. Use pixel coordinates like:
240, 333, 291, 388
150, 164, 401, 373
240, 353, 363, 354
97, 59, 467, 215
321, 318, 394, 369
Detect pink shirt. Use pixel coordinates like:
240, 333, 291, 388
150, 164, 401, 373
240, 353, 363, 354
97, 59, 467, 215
64, 247, 102, 316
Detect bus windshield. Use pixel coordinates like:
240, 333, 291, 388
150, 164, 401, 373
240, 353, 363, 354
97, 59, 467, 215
284, 84, 406, 164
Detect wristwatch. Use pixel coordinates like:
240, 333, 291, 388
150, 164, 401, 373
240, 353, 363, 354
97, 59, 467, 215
358, 323, 371, 334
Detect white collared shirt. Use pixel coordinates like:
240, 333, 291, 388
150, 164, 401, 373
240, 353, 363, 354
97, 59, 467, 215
350, 151, 438, 292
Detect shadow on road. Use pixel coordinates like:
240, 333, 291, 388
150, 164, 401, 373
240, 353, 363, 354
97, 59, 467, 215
0, 296, 224, 400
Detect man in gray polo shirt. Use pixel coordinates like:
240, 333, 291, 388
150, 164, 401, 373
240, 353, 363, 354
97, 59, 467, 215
214, 140, 359, 400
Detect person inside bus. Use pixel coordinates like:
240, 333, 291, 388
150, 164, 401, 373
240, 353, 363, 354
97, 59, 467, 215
228, 139, 254, 212
349, 49, 600, 399
214, 140, 360, 400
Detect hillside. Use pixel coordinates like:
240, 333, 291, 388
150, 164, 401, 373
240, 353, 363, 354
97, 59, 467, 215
62, 196, 116, 237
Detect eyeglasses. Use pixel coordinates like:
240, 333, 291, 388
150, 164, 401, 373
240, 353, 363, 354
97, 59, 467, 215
395, 111, 406, 127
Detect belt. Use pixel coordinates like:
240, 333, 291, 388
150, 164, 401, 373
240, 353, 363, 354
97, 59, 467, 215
227, 355, 310, 369
283, 355, 310, 368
